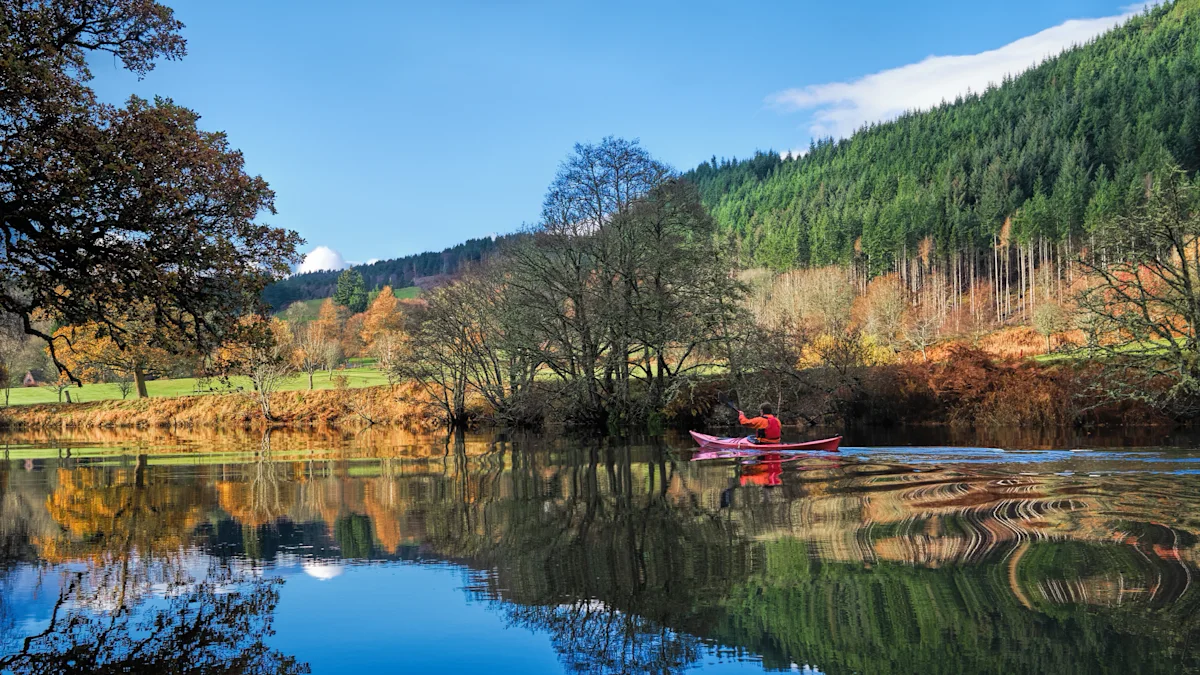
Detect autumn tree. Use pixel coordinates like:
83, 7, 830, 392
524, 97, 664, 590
0, 1, 302, 381
41, 368, 73, 403
341, 313, 367, 360
312, 298, 344, 377
360, 285, 405, 373
52, 306, 178, 398
208, 317, 295, 420
906, 307, 941, 362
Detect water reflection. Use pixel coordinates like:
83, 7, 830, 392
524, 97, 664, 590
0, 430, 1198, 674
0, 563, 306, 675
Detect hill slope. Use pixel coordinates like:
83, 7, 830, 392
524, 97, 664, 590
263, 236, 510, 309
685, 0, 1200, 275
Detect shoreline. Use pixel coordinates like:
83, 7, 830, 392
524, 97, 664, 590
0, 384, 437, 431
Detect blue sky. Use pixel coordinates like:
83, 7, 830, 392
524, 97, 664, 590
87, 0, 1146, 271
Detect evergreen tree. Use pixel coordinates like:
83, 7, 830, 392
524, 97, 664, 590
333, 269, 368, 313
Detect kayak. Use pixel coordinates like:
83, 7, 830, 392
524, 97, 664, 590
689, 431, 842, 452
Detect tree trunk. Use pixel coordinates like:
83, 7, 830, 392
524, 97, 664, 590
134, 364, 149, 399
308, 372, 314, 390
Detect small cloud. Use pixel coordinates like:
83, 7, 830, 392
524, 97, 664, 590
297, 246, 349, 274
1120, 1, 1159, 12
768, 7, 1144, 139
779, 148, 809, 160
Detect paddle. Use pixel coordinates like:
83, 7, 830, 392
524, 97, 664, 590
716, 392, 741, 414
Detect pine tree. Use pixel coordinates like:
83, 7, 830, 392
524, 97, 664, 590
333, 269, 368, 313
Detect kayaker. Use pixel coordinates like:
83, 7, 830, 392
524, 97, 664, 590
738, 403, 781, 444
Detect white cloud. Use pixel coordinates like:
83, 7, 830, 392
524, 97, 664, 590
768, 7, 1146, 139
1121, 1, 1159, 12
779, 147, 809, 160
297, 245, 349, 274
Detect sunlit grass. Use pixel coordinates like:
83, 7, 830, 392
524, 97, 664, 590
1032, 338, 1179, 364
4, 366, 390, 406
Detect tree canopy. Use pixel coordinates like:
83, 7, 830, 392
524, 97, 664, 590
0, 0, 302, 379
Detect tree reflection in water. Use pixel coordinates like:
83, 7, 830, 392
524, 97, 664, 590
0, 564, 308, 675
2, 430, 1200, 674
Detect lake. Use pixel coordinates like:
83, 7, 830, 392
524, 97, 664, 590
1, 426, 1198, 674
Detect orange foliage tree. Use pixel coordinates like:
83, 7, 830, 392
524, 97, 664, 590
360, 286, 406, 375
52, 313, 178, 398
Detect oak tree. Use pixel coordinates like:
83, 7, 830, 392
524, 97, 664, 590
1, 0, 303, 381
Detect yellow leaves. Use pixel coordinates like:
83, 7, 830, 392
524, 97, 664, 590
361, 286, 403, 347
312, 298, 341, 344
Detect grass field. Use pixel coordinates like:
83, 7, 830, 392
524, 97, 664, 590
4, 366, 390, 406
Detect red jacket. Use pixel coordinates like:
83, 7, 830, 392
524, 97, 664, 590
738, 412, 781, 442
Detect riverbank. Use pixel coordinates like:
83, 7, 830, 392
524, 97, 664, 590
0, 383, 437, 430
0, 346, 1169, 432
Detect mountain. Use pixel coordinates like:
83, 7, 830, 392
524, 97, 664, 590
262, 235, 513, 309
684, 0, 1200, 279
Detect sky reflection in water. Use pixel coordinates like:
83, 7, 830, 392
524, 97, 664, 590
0, 428, 1198, 674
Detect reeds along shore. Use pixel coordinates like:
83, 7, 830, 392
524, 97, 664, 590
0, 383, 440, 431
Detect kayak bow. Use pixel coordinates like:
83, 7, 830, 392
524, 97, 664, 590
689, 430, 841, 452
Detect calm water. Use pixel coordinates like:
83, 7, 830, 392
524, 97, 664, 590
1, 426, 1199, 674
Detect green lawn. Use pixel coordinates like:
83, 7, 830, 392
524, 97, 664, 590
5, 366, 390, 406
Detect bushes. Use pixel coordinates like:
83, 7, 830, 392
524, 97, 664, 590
681, 345, 1166, 430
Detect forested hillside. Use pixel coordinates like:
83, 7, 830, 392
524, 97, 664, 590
268, 1, 1200, 325
262, 235, 512, 309
684, 0, 1200, 323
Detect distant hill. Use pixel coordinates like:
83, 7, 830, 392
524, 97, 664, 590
263, 235, 515, 309
272, 286, 423, 319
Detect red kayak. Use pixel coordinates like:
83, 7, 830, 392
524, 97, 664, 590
689, 431, 842, 452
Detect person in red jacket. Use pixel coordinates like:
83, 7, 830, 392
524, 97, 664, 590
738, 403, 782, 444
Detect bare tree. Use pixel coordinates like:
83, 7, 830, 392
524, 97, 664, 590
323, 341, 343, 380
863, 275, 909, 352
292, 322, 328, 390
503, 139, 741, 424
1077, 165, 1200, 412
41, 371, 73, 403
398, 267, 544, 425
370, 330, 403, 386
243, 321, 295, 422
115, 375, 134, 400
1033, 302, 1070, 352
906, 309, 941, 362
